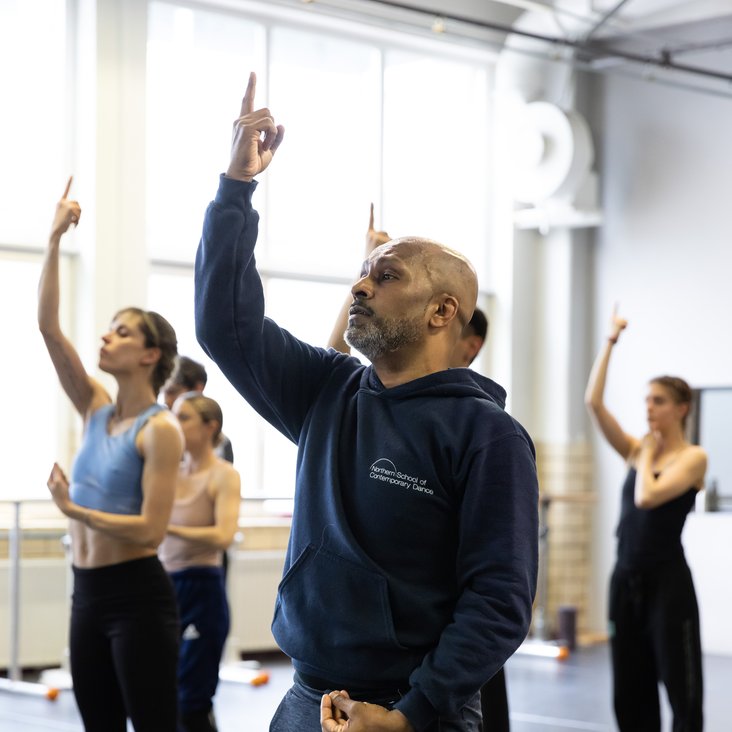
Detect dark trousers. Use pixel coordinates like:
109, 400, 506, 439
609, 559, 703, 732
480, 667, 509, 732
70, 556, 180, 732
170, 566, 230, 731
270, 678, 482, 731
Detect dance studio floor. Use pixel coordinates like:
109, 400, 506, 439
2, 643, 731, 731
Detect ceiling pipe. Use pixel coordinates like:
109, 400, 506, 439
582, 0, 632, 41
663, 36, 732, 57
360, 0, 732, 83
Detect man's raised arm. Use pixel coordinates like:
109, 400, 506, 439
194, 71, 285, 400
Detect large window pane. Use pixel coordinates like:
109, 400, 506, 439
2, 254, 73, 500
260, 277, 353, 496
0, 1, 68, 246
382, 51, 490, 278
265, 277, 350, 347
147, 268, 264, 493
147, 2, 266, 263
267, 28, 382, 277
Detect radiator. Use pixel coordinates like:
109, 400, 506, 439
225, 549, 286, 657
0, 558, 70, 669
0, 549, 286, 670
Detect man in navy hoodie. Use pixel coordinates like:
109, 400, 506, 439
195, 72, 538, 732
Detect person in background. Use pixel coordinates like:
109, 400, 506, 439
326, 203, 390, 355
159, 392, 242, 732
451, 307, 487, 368
585, 308, 706, 732
328, 207, 509, 732
194, 72, 538, 732
162, 356, 234, 463
41, 177, 184, 732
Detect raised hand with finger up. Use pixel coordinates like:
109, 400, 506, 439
226, 71, 285, 182
50, 176, 81, 241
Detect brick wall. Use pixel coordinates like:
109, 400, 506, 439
534, 441, 595, 643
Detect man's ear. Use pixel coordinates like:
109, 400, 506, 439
429, 295, 459, 329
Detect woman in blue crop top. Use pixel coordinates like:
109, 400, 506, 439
39, 178, 185, 732
585, 308, 707, 732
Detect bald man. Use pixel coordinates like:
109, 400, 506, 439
329, 212, 510, 732
328, 206, 487, 370
195, 73, 538, 732
328, 205, 489, 373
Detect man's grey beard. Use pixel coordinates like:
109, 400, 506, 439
345, 314, 423, 361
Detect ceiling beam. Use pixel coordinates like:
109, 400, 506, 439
583, 0, 633, 41
360, 0, 732, 82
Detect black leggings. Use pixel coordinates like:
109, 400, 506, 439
609, 558, 703, 732
70, 556, 180, 732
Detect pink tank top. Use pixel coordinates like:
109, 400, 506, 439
159, 467, 222, 573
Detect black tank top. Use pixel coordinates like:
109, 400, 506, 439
615, 467, 696, 570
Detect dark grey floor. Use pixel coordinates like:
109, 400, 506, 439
1, 644, 731, 731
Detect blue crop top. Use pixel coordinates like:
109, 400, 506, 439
70, 403, 164, 515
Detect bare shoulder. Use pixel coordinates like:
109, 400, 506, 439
682, 444, 708, 468
214, 458, 240, 483
212, 458, 241, 494
150, 407, 178, 427
678, 444, 707, 491
141, 409, 184, 452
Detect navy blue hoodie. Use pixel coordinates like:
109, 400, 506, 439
195, 176, 538, 731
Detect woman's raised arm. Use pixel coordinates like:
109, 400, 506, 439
38, 177, 99, 416
585, 309, 639, 460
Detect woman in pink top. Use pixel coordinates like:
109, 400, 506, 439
159, 392, 241, 732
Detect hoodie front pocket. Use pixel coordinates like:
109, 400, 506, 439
272, 544, 408, 678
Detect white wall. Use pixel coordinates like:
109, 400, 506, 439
684, 514, 732, 655
585, 68, 732, 647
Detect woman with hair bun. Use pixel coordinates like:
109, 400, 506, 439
585, 308, 707, 732
40, 178, 184, 732
159, 392, 241, 732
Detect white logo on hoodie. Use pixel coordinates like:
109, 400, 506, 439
368, 458, 433, 495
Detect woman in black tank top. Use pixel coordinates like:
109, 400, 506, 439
585, 308, 707, 732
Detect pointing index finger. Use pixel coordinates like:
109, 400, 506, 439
240, 71, 256, 116
62, 176, 73, 199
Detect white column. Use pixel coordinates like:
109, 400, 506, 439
73, 0, 149, 387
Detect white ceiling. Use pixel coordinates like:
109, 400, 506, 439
304, 0, 732, 93
590, 0, 731, 27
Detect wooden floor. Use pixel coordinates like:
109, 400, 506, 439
1, 643, 731, 731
